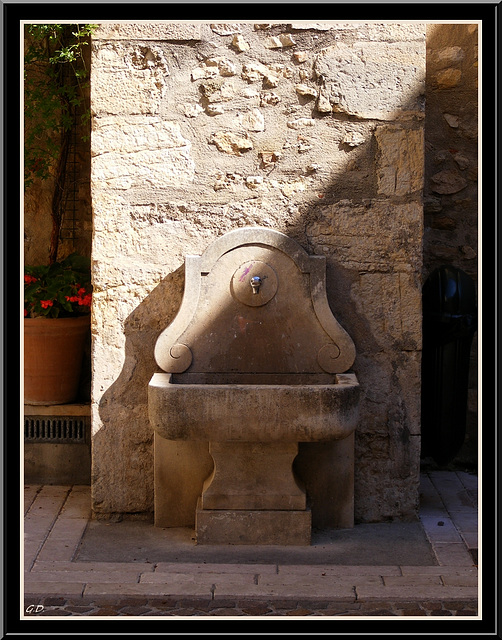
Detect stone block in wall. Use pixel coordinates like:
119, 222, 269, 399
430, 169, 468, 195
92, 69, 164, 115
92, 147, 194, 190
375, 126, 424, 196
291, 23, 426, 42
353, 350, 421, 439
91, 401, 155, 515
350, 271, 422, 353
306, 200, 423, 273
354, 434, 421, 522
433, 67, 462, 89
91, 44, 170, 115
93, 23, 202, 41
433, 46, 465, 67
91, 117, 195, 189
313, 41, 425, 120
92, 116, 189, 155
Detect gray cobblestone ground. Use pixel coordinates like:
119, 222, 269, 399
25, 596, 478, 617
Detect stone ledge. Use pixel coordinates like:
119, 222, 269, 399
24, 403, 91, 417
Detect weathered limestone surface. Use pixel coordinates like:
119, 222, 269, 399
90, 22, 426, 522
94, 23, 202, 41
313, 42, 425, 120
92, 117, 195, 189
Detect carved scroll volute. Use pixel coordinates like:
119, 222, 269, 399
162, 343, 193, 373
169, 344, 192, 373
317, 344, 341, 373
317, 340, 356, 374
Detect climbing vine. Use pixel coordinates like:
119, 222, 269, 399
24, 23, 98, 263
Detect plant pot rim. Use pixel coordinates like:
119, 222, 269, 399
24, 314, 90, 323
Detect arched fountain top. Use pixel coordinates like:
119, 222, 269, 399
198, 227, 314, 273
154, 226, 356, 378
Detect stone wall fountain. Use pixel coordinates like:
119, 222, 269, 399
149, 227, 360, 544
90, 23, 425, 526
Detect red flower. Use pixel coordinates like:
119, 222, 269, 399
24, 308, 28, 317
78, 294, 92, 307
24, 275, 37, 284
40, 300, 54, 309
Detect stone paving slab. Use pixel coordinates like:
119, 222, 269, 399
24, 484, 41, 514
32, 560, 156, 573
276, 564, 402, 576
420, 516, 466, 543
428, 472, 475, 511
457, 472, 478, 505
399, 565, 477, 576
258, 574, 383, 589
140, 572, 257, 585
154, 562, 277, 574
24, 575, 478, 606
441, 573, 478, 587
83, 582, 213, 599
57, 489, 92, 519
382, 575, 443, 586
36, 520, 89, 563
26, 570, 149, 583
419, 474, 446, 515
446, 513, 478, 537
75, 520, 438, 565
459, 532, 478, 549
430, 542, 476, 566
25, 494, 67, 526
24, 582, 85, 598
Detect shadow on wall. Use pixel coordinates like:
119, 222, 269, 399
94, 46, 427, 522
422, 23, 479, 468
92, 267, 184, 517
423, 22, 478, 279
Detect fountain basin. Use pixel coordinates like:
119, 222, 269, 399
148, 371, 360, 443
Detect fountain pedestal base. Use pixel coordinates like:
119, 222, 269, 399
196, 499, 311, 545
195, 441, 311, 545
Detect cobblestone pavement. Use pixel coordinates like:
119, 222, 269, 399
25, 595, 478, 617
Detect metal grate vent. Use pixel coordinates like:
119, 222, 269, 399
24, 416, 89, 444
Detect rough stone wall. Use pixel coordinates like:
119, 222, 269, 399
423, 24, 478, 466
90, 22, 426, 522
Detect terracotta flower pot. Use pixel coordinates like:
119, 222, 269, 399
24, 315, 90, 405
